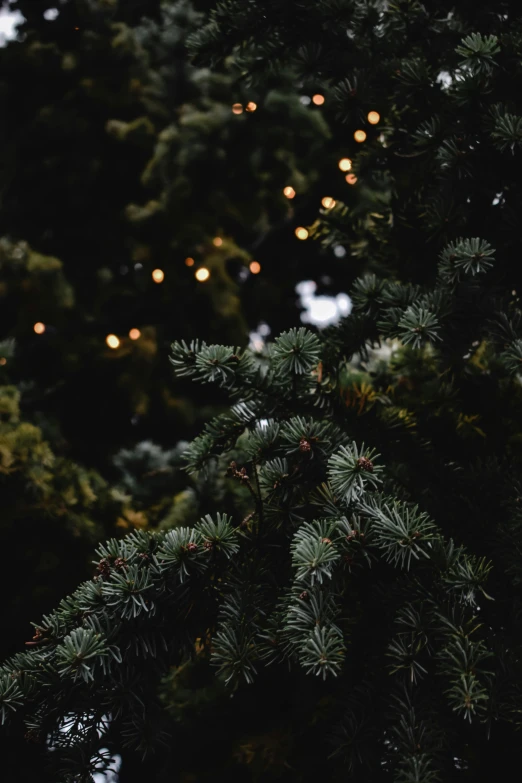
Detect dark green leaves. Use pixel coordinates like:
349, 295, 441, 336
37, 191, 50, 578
328, 442, 383, 503
438, 237, 495, 285
397, 306, 441, 349
170, 341, 253, 388
491, 113, 522, 153
196, 513, 239, 558
501, 338, 522, 375
102, 565, 154, 619
301, 625, 345, 679
55, 629, 108, 682
158, 515, 239, 579
291, 519, 340, 584
455, 33, 500, 74
361, 497, 437, 570
271, 327, 321, 375
0, 674, 23, 724
157, 527, 206, 581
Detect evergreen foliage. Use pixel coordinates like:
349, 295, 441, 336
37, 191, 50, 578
4, 0, 522, 781
4, 284, 522, 779
0, 0, 372, 462
0, 362, 214, 652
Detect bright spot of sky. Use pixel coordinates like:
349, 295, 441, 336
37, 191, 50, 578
297, 280, 352, 327
0, 7, 23, 46
44, 8, 60, 21
249, 283, 351, 351
93, 752, 121, 783
56, 714, 121, 782
437, 70, 453, 88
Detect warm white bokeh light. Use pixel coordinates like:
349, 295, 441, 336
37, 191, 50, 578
106, 334, 120, 349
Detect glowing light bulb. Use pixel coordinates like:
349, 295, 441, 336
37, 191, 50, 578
338, 158, 352, 172
283, 186, 296, 199
195, 267, 210, 282
354, 129, 367, 143
312, 94, 325, 105
185, 257, 195, 267
346, 173, 358, 185
367, 111, 380, 125
129, 328, 141, 340
106, 334, 120, 349
249, 261, 261, 274
295, 227, 309, 240
321, 197, 336, 209
246, 101, 257, 112
152, 268, 164, 283
213, 237, 223, 247
232, 103, 243, 115
33, 322, 45, 335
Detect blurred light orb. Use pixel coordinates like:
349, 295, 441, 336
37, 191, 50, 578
354, 129, 367, 142
321, 197, 336, 209
249, 261, 261, 274
368, 111, 380, 124
295, 227, 309, 240
196, 268, 210, 282
283, 186, 296, 199
338, 158, 352, 171
33, 322, 45, 335
129, 329, 141, 340
152, 268, 164, 283
106, 334, 120, 349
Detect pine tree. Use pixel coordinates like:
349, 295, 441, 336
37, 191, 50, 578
5, 0, 522, 781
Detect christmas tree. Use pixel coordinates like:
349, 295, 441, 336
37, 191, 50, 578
5, 0, 522, 781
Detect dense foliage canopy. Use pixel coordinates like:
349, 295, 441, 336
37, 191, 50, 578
4, 0, 522, 781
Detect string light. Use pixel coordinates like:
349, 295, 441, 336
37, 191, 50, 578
367, 111, 380, 125
338, 158, 352, 172
185, 257, 195, 267
213, 237, 223, 247
354, 129, 367, 143
283, 186, 296, 199
321, 197, 336, 209
249, 261, 261, 274
33, 322, 45, 335
246, 101, 257, 112
152, 268, 164, 283
0, 358, 6, 366
195, 267, 210, 282
295, 227, 309, 240
346, 173, 358, 185
232, 103, 243, 115
106, 334, 120, 349
129, 328, 141, 340
312, 94, 325, 105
